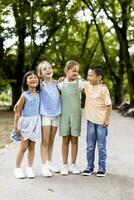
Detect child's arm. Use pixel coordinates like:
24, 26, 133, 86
13, 100, 20, 112
14, 95, 25, 134
58, 76, 65, 83
103, 104, 112, 127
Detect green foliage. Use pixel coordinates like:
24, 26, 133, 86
0, 0, 134, 105
0, 84, 12, 106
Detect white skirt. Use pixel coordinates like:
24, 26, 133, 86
18, 115, 41, 142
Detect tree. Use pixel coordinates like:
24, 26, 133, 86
0, 0, 70, 106
98, 0, 134, 103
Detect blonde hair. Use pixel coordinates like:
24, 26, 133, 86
64, 60, 80, 74
37, 61, 52, 80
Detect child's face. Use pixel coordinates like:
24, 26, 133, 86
41, 64, 53, 80
27, 74, 39, 88
66, 65, 79, 81
88, 70, 102, 85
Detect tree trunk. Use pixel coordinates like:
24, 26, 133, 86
11, 82, 22, 107
12, 34, 25, 106
0, 37, 4, 62
12, 2, 26, 106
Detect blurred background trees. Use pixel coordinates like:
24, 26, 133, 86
0, 0, 134, 107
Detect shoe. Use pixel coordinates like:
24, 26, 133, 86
14, 168, 25, 179
82, 168, 94, 176
47, 161, 60, 173
60, 164, 69, 175
70, 164, 80, 175
26, 167, 35, 178
96, 170, 106, 177
41, 164, 52, 177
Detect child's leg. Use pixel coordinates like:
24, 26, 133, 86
28, 140, 36, 167
41, 126, 51, 164
86, 121, 96, 169
16, 140, 28, 168
70, 136, 81, 174
71, 136, 78, 164
48, 126, 57, 161
62, 136, 71, 164
97, 125, 107, 172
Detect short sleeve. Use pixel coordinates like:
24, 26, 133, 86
57, 82, 63, 91
78, 79, 86, 90
102, 87, 112, 105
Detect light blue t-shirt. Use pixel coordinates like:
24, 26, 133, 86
22, 91, 40, 117
39, 82, 61, 117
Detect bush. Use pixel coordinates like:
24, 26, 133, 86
0, 90, 12, 106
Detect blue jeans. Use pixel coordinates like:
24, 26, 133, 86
86, 120, 108, 172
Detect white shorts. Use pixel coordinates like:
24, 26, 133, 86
41, 115, 59, 127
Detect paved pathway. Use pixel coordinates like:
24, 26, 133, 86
0, 110, 134, 200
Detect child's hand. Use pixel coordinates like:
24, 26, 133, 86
14, 127, 20, 134
58, 76, 65, 82
103, 118, 109, 127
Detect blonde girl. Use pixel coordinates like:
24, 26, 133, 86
37, 61, 61, 177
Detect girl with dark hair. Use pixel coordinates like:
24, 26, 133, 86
13, 71, 41, 179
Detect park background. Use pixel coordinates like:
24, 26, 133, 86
0, 2, 134, 199
0, 0, 134, 108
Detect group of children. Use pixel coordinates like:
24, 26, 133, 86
12, 60, 112, 179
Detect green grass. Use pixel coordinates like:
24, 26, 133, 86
0, 143, 6, 149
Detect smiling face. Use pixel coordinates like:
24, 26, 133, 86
26, 73, 39, 89
66, 65, 79, 81
88, 69, 102, 85
41, 63, 53, 80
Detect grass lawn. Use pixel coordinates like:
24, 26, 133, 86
0, 108, 14, 149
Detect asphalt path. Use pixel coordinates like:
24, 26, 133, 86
0, 110, 134, 200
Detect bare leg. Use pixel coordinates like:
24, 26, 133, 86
48, 126, 57, 161
62, 136, 71, 164
28, 140, 36, 167
16, 140, 28, 168
71, 136, 78, 164
40, 126, 51, 164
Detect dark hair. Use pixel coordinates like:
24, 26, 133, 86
64, 60, 80, 74
91, 67, 104, 80
22, 71, 40, 91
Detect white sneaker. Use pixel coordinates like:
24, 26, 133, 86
70, 164, 80, 175
26, 167, 35, 178
47, 161, 60, 173
60, 164, 69, 175
41, 164, 52, 177
14, 168, 25, 179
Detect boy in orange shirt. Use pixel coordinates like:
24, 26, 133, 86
82, 67, 112, 177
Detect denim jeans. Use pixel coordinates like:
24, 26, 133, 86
86, 120, 108, 172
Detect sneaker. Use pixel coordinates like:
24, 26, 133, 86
26, 167, 35, 178
82, 168, 94, 176
96, 170, 106, 177
70, 164, 80, 175
60, 164, 69, 175
47, 161, 60, 173
14, 168, 25, 179
41, 164, 52, 177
